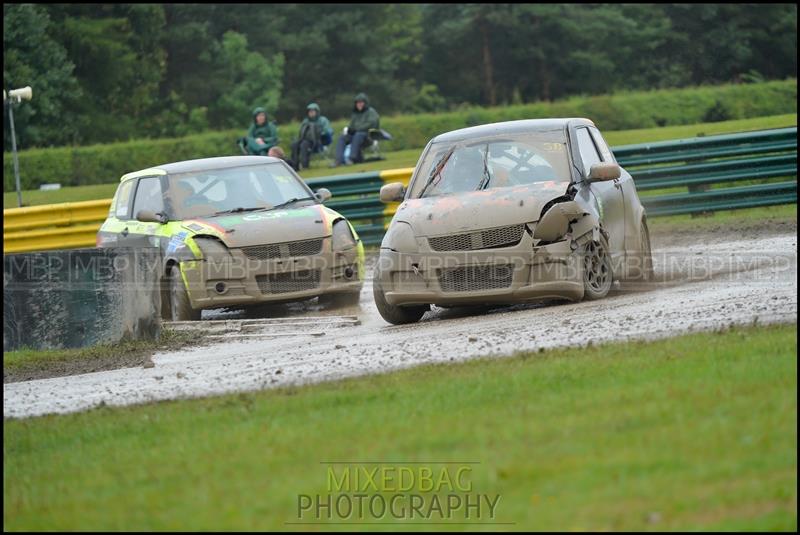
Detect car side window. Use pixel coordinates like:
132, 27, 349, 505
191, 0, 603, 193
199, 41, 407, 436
575, 128, 602, 176
589, 127, 615, 163
114, 179, 135, 219
132, 176, 165, 217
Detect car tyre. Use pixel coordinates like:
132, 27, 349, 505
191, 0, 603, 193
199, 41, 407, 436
631, 218, 654, 282
582, 236, 613, 301
373, 277, 428, 325
160, 272, 172, 320
168, 266, 201, 321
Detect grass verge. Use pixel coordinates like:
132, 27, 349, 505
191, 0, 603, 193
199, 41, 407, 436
648, 203, 796, 235
4, 323, 796, 531
3, 329, 196, 384
4, 113, 796, 208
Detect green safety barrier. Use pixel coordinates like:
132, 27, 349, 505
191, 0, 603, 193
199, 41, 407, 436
302, 127, 797, 245
3, 127, 797, 251
616, 126, 797, 221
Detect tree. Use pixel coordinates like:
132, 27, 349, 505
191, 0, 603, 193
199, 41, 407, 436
43, 4, 167, 143
251, 3, 425, 121
205, 31, 284, 129
421, 4, 498, 106
3, 3, 82, 148
2, 4, 796, 149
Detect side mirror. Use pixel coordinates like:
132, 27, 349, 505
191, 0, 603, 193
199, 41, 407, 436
136, 210, 167, 224
379, 182, 405, 203
315, 188, 332, 202
587, 162, 621, 182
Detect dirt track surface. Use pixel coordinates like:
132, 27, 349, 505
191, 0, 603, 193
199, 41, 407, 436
4, 225, 797, 419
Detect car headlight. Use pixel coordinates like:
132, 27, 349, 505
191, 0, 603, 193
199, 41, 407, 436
382, 221, 418, 253
332, 219, 357, 250
193, 236, 231, 260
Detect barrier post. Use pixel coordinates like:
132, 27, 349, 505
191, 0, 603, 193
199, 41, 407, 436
7, 98, 23, 207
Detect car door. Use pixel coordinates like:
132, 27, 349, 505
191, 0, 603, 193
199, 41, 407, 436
574, 126, 626, 266
121, 176, 168, 249
589, 126, 641, 259
97, 178, 136, 247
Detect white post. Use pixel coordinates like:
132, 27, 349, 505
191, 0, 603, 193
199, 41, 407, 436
7, 99, 23, 207
4, 87, 33, 208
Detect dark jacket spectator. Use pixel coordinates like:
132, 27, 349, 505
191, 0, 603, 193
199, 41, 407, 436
290, 103, 333, 170
346, 92, 380, 133
334, 93, 380, 166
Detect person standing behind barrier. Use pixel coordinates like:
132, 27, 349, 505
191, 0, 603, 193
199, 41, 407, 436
332, 92, 380, 167
291, 103, 333, 170
267, 146, 298, 170
246, 107, 279, 155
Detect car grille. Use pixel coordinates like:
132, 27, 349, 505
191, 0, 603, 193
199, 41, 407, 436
256, 270, 321, 294
438, 264, 515, 293
241, 238, 323, 260
428, 225, 524, 251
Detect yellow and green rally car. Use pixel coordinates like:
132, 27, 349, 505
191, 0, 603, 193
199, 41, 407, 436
97, 156, 365, 320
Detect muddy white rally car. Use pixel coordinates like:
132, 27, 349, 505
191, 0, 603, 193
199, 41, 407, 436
373, 118, 652, 324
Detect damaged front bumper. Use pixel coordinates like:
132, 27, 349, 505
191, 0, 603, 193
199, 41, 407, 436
180, 239, 364, 310
377, 230, 587, 307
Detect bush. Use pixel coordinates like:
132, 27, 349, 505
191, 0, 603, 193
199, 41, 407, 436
703, 100, 733, 123
4, 79, 797, 191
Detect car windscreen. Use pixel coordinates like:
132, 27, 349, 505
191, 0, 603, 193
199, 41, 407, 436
164, 163, 314, 219
409, 132, 571, 199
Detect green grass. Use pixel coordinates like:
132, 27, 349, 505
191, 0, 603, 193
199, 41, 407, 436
4, 113, 796, 209
649, 203, 797, 231
3, 330, 196, 383
601, 112, 796, 145
3, 330, 192, 371
2, 182, 120, 209
4, 324, 796, 531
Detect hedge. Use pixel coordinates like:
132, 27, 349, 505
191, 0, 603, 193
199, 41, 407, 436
4, 79, 796, 191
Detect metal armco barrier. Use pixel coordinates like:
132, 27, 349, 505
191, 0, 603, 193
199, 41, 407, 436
305, 168, 413, 247
3, 127, 797, 252
613, 126, 797, 216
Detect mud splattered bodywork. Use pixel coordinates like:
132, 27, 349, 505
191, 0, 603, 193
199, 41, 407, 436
375, 118, 651, 324
98, 156, 364, 320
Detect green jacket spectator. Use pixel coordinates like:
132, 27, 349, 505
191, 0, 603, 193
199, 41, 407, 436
346, 93, 380, 133
246, 107, 279, 155
297, 103, 333, 146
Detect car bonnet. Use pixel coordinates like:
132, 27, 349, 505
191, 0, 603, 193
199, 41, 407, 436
393, 181, 570, 236
180, 204, 333, 247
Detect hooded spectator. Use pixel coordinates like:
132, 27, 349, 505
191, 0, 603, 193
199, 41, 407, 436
333, 93, 380, 166
245, 107, 279, 155
290, 102, 333, 170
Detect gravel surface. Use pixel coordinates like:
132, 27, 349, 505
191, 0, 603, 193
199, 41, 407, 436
4, 226, 797, 419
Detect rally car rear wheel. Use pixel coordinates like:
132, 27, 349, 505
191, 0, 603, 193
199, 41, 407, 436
582, 237, 613, 300
168, 266, 201, 321
632, 218, 654, 282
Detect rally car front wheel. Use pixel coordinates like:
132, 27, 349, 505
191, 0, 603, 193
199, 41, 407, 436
372, 277, 428, 325
582, 237, 613, 301
167, 265, 201, 321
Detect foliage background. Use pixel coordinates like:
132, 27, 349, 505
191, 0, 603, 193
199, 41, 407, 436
3, 79, 796, 190
3, 3, 797, 149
